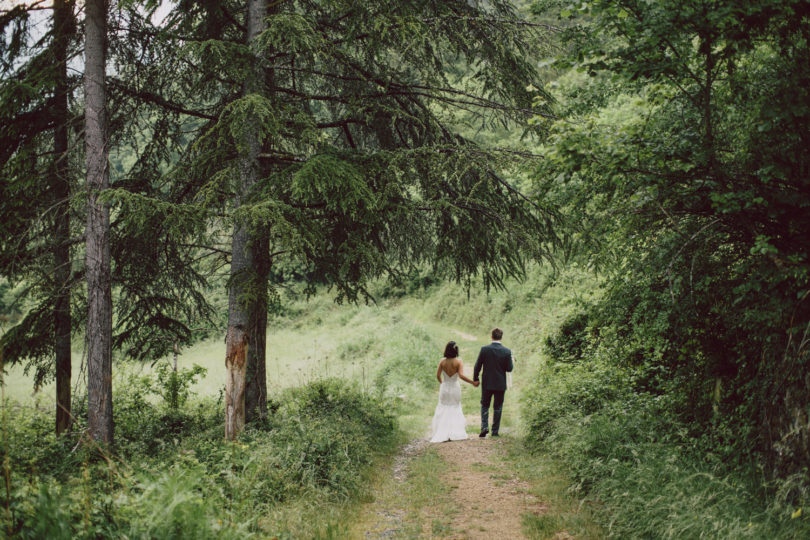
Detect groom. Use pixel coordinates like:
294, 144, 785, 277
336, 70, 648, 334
473, 328, 513, 438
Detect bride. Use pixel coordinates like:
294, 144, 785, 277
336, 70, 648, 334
430, 341, 479, 443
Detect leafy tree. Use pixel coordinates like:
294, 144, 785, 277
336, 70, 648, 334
534, 0, 810, 474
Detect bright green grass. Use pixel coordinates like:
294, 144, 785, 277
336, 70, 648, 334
1, 283, 495, 407
1, 266, 575, 442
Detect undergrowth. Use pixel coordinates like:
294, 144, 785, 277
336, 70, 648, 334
519, 267, 810, 539
1, 377, 396, 538
7, 263, 808, 538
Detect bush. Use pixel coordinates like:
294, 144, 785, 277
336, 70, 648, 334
0, 401, 80, 479
120, 462, 252, 540
524, 361, 810, 538
3, 374, 398, 538
151, 361, 208, 410
544, 310, 590, 363
524, 359, 629, 445
557, 402, 810, 538
10, 482, 77, 540
284, 378, 396, 445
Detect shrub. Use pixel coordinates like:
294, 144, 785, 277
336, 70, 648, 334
284, 378, 396, 446
151, 361, 208, 410
524, 360, 629, 445
544, 310, 590, 363
113, 369, 222, 459
524, 373, 810, 538
10, 482, 77, 540
3, 376, 398, 538
0, 401, 80, 478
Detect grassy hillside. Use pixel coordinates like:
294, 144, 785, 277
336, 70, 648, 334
4, 264, 582, 426
2, 270, 564, 538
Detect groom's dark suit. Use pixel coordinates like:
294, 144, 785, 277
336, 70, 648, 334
473, 341, 513, 436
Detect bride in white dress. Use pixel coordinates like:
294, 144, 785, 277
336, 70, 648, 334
430, 341, 479, 443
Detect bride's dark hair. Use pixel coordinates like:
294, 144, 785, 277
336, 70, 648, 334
444, 341, 459, 358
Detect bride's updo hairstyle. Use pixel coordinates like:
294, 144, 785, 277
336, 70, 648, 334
444, 341, 459, 358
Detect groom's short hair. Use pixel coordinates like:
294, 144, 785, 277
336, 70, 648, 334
491, 328, 503, 340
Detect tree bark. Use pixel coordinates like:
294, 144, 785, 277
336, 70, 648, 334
245, 238, 269, 424
225, 325, 248, 438
53, 0, 73, 437
225, 0, 267, 439
84, 0, 113, 446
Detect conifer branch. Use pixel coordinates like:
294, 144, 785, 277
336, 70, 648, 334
108, 78, 217, 120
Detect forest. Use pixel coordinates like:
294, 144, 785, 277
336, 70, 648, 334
1, 0, 809, 538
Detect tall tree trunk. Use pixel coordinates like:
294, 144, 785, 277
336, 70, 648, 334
244, 238, 269, 424
225, 0, 267, 440
53, 0, 73, 436
84, 0, 113, 446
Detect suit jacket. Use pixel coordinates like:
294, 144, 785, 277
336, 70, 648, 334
473, 342, 513, 391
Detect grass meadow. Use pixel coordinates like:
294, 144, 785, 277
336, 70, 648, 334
3, 274, 540, 434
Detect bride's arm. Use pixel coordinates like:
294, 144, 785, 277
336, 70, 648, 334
436, 359, 444, 383
457, 360, 477, 385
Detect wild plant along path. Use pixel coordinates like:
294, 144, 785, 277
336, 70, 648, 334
357, 415, 548, 539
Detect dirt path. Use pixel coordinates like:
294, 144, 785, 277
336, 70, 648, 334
428, 436, 545, 538
360, 416, 547, 539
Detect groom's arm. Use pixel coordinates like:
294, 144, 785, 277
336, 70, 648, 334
473, 349, 483, 381
505, 350, 513, 372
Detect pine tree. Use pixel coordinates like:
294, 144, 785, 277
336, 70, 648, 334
133, 0, 557, 438
0, 0, 80, 435
1, 1, 216, 443
52, 0, 74, 436
225, 0, 268, 438
5, 1, 556, 439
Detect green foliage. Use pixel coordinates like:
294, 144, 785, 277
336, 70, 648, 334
5, 479, 105, 540
0, 0, 220, 383
151, 362, 208, 410
531, 0, 810, 478
524, 360, 629, 443
153, 0, 559, 313
0, 279, 21, 323
2, 371, 396, 538
534, 392, 810, 538
523, 275, 810, 538
121, 463, 252, 540
285, 378, 396, 450
522, 304, 810, 537
543, 309, 589, 363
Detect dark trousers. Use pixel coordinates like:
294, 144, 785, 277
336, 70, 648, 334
480, 389, 505, 434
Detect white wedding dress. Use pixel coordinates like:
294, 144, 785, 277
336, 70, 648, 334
430, 371, 468, 442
